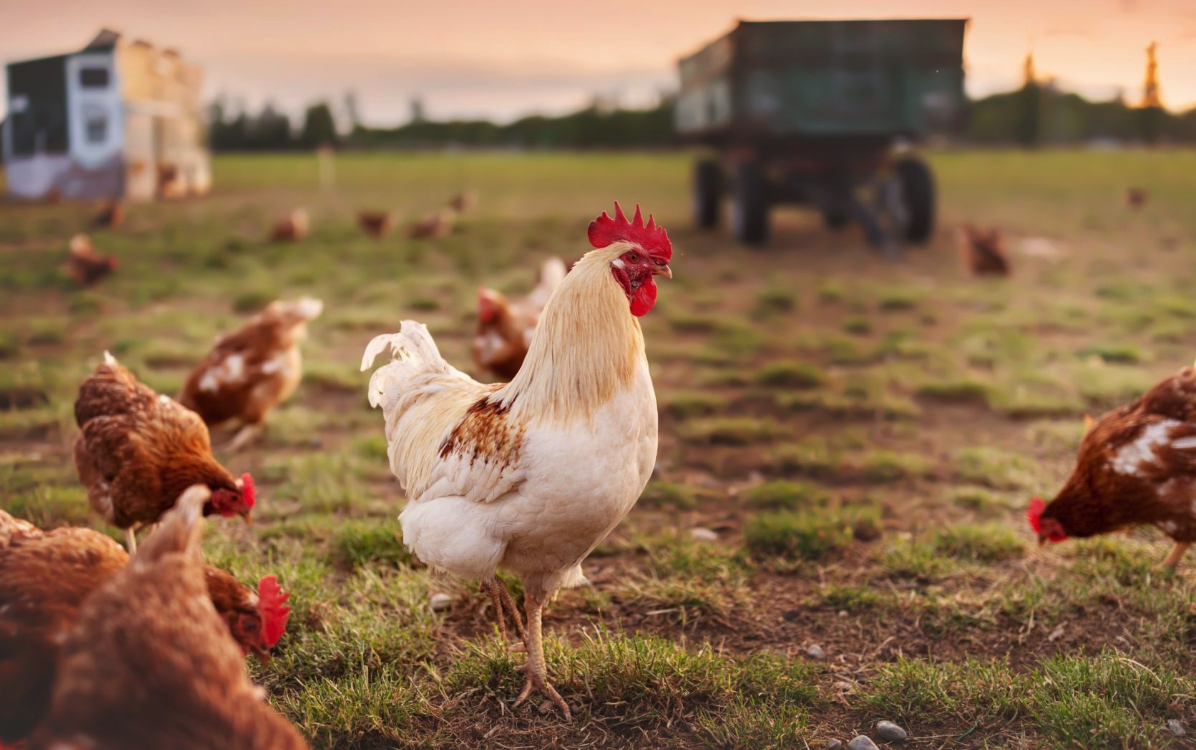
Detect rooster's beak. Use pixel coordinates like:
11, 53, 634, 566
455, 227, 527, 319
655, 263, 672, 279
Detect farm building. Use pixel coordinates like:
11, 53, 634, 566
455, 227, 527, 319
2, 29, 211, 202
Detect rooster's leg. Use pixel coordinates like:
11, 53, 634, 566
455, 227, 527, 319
496, 579, 525, 641
512, 593, 570, 720
124, 527, 137, 554
1162, 542, 1191, 569
225, 423, 263, 453
481, 579, 509, 643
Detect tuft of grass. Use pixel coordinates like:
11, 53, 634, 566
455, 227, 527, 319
679, 417, 784, 446
754, 361, 827, 389
753, 287, 798, 317
842, 316, 873, 335
915, 377, 993, 404
955, 446, 1043, 491
330, 519, 412, 569
929, 523, 1027, 563
659, 390, 730, 419
878, 288, 922, 311
850, 450, 932, 483
1077, 343, 1143, 364
638, 480, 701, 510
770, 439, 839, 477
745, 506, 875, 561
0, 330, 22, 359
741, 480, 829, 510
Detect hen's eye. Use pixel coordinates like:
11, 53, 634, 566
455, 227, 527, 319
241, 617, 258, 632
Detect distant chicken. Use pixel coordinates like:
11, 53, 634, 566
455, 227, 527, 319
0, 509, 290, 746
91, 200, 124, 229
73, 353, 255, 552
448, 190, 477, 212
958, 225, 1010, 277
179, 298, 323, 451
472, 258, 568, 381
358, 210, 393, 239
270, 208, 309, 242
65, 234, 117, 287
1030, 360, 1196, 569
1126, 187, 1148, 210
29, 488, 309, 750
363, 202, 672, 718
408, 209, 455, 239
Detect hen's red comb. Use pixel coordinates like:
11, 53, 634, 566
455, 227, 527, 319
258, 575, 291, 648
588, 201, 671, 260
240, 473, 255, 509
1027, 497, 1045, 533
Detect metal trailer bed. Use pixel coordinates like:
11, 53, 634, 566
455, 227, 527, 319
675, 19, 968, 253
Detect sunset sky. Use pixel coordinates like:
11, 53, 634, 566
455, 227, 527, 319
2, 0, 1195, 124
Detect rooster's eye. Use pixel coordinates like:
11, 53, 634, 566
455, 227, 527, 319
626, 252, 639, 263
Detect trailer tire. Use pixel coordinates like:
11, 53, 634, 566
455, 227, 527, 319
822, 209, 849, 231
732, 161, 769, 245
693, 159, 722, 229
895, 157, 935, 243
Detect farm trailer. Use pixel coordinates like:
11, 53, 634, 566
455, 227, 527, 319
676, 19, 968, 253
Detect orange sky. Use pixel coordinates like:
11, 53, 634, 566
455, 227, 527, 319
2, 0, 1195, 123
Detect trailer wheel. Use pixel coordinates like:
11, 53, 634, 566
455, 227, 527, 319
895, 157, 935, 243
822, 209, 849, 231
693, 159, 722, 229
732, 161, 769, 245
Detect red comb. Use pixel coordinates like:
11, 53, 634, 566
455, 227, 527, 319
1027, 497, 1045, 533
240, 473, 255, 509
258, 575, 291, 648
588, 201, 671, 261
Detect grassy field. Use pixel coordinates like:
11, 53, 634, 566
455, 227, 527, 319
3, 149, 1196, 749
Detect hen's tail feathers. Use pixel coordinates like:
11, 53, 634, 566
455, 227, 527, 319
0, 509, 40, 547
132, 485, 209, 568
292, 296, 324, 321
103, 350, 117, 366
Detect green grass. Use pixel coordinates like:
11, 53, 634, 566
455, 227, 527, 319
7, 149, 1196, 748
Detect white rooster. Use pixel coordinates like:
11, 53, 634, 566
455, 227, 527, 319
361, 203, 672, 719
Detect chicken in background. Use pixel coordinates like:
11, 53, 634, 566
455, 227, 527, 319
448, 190, 477, 213
472, 257, 568, 381
1126, 187, 1148, 210
957, 225, 1010, 277
29, 488, 309, 750
179, 298, 324, 452
270, 208, 309, 243
362, 202, 672, 718
73, 353, 255, 553
407, 208, 455, 239
1030, 359, 1196, 569
0, 509, 291, 746
358, 210, 393, 239
65, 234, 117, 288
90, 200, 124, 230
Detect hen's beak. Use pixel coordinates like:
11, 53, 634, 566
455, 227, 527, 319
252, 645, 271, 666
241, 511, 253, 525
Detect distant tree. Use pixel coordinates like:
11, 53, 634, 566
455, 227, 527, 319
248, 103, 293, 151
1013, 53, 1042, 147
299, 102, 338, 148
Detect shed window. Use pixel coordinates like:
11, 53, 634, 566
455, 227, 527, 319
79, 67, 110, 88
85, 115, 108, 144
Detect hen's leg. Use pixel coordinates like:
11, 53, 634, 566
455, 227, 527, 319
124, 527, 137, 554
512, 593, 570, 720
1162, 542, 1190, 569
225, 423, 263, 453
481, 578, 525, 646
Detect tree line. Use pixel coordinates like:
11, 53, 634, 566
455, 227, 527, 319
207, 89, 1196, 152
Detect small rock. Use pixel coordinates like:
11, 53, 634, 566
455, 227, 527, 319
1047, 625, 1065, 642
825, 741, 843, 750
806, 644, 826, 660
833, 680, 856, 693
689, 527, 719, 542
847, 736, 879, 750
875, 720, 908, 743
429, 593, 453, 611
538, 700, 554, 715
782, 609, 802, 622
1168, 719, 1187, 737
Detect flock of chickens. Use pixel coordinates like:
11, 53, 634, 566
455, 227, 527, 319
5, 190, 1196, 746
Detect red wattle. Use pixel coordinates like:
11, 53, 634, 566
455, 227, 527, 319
630, 278, 657, 317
